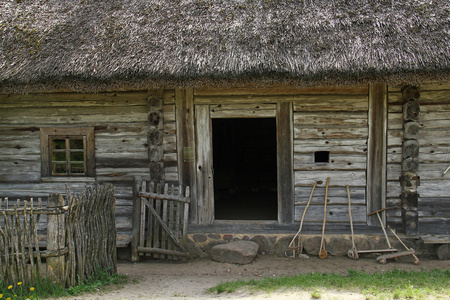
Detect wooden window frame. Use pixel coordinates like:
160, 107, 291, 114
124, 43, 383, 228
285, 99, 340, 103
40, 127, 95, 177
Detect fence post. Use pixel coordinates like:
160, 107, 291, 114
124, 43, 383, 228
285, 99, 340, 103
47, 193, 65, 285
131, 176, 143, 262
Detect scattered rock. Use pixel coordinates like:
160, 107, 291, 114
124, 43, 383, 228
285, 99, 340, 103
303, 236, 323, 256
211, 240, 259, 264
436, 244, 449, 260
251, 235, 273, 255
273, 236, 293, 256
328, 237, 352, 256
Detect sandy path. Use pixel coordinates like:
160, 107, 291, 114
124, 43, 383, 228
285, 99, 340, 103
66, 255, 450, 300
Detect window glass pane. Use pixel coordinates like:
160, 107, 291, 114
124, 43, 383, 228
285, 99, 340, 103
70, 139, 84, 150
70, 163, 85, 174
52, 151, 67, 162
70, 151, 84, 162
52, 139, 66, 149
53, 163, 67, 174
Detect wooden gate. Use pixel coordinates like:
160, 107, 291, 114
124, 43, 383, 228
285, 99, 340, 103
134, 181, 190, 259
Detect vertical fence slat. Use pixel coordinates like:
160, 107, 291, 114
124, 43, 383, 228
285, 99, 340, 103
168, 185, 175, 259
146, 182, 154, 252
161, 184, 169, 259
153, 183, 162, 259
183, 186, 190, 248
139, 182, 147, 252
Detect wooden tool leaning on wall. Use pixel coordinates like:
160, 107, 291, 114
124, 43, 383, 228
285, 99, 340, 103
319, 177, 330, 259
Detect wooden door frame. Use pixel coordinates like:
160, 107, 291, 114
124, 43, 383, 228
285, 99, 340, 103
192, 101, 294, 225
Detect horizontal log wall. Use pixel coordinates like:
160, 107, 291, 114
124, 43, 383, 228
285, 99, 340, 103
162, 90, 179, 184
387, 82, 450, 234
293, 94, 369, 224
0, 92, 151, 237
386, 86, 404, 229
416, 84, 450, 234
195, 85, 370, 226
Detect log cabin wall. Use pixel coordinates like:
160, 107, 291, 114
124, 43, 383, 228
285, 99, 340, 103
387, 82, 450, 235
416, 83, 450, 235
192, 86, 371, 226
0, 92, 151, 238
292, 91, 369, 225
386, 86, 404, 230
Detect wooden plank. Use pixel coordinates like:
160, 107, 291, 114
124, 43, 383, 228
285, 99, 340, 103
294, 112, 368, 127
293, 127, 368, 139
293, 138, 368, 147
175, 87, 197, 223
366, 83, 388, 226
420, 235, 450, 244
277, 102, 294, 224
211, 109, 276, 118
293, 95, 368, 112
194, 85, 368, 96
0, 92, 149, 106
295, 170, 366, 187
137, 247, 189, 257
131, 176, 142, 262
294, 204, 367, 223
195, 105, 214, 224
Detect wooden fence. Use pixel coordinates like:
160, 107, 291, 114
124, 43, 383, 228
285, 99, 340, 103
131, 177, 190, 262
0, 183, 116, 287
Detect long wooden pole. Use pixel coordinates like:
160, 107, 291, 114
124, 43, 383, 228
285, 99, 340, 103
319, 178, 330, 259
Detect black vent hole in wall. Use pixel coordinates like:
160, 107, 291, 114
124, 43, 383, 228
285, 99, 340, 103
212, 118, 277, 220
315, 151, 330, 163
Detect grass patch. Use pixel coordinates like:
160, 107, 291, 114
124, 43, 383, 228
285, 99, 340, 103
0, 269, 128, 299
208, 269, 450, 299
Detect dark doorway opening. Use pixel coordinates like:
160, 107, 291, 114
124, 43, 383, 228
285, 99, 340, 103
212, 118, 277, 220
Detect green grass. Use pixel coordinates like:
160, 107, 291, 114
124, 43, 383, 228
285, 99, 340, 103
208, 269, 450, 299
0, 268, 128, 299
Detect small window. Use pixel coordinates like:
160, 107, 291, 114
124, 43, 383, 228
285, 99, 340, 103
314, 151, 330, 163
40, 128, 95, 177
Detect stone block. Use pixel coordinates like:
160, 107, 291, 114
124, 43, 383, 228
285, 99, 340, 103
211, 240, 259, 264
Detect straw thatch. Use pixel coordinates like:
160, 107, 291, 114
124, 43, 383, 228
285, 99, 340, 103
1, 0, 449, 93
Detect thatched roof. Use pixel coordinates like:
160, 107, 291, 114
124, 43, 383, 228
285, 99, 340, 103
1, 0, 449, 93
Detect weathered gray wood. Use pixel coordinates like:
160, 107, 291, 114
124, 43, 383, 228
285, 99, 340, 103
293, 127, 368, 139
131, 176, 143, 262
210, 103, 276, 118
137, 247, 190, 257
277, 102, 294, 224
195, 104, 214, 224
175, 87, 197, 223
294, 204, 367, 223
367, 83, 387, 226
194, 86, 368, 97
46, 193, 65, 285
295, 170, 367, 187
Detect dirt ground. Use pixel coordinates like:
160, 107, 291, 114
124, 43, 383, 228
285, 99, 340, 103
66, 254, 450, 300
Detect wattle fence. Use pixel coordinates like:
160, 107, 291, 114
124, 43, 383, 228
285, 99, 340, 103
0, 184, 117, 287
